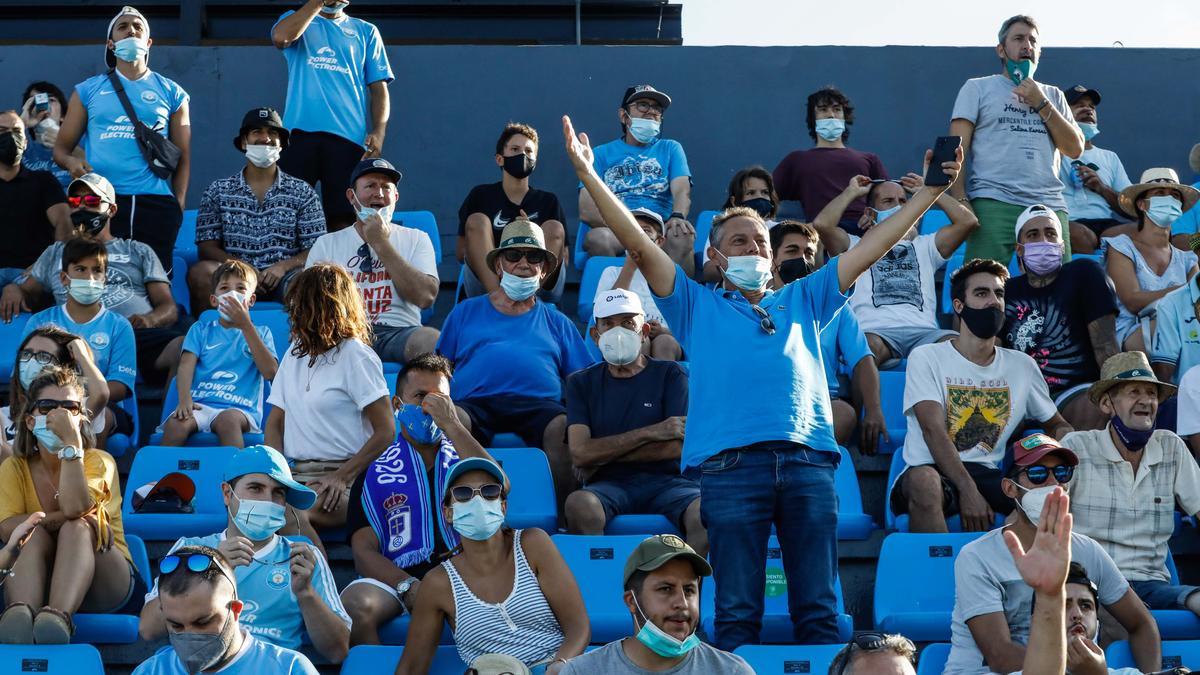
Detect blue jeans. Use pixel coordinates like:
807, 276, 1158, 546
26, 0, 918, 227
699, 442, 841, 650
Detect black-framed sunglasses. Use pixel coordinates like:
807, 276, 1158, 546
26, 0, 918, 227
501, 249, 547, 265
450, 483, 503, 503
1019, 464, 1074, 485
750, 304, 776, 336
31, 399, 83, 415
18, 350, 59, 366
356, 243, 375, 274
836, 632, 891, 675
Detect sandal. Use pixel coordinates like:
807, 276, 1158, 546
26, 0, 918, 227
0, 602, 34, 644
32, 606, 73, 645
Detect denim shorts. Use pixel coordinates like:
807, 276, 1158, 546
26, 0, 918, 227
584, 471, 700, 531
1129, 579, 1200, 610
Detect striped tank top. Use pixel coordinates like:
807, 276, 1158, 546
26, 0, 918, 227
442, 529, 565, 666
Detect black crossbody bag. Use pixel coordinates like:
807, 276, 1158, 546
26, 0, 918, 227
105, 70, 181, 179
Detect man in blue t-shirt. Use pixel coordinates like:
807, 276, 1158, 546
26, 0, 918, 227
568, 114, 963, 651
54, 6, 191, 272
563, 290, 702, 551
272, 0, 394, 231
134, 544, 318, 675
437, 219, 595, 509
139, 446, 351, 663
579, 85, 694, 262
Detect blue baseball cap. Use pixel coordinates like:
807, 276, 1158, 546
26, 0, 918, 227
443, 457, 508, 495
223, 445, 317, 510
349, 158, 403, 188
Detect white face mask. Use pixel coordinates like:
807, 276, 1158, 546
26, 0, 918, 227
244, 144, 281, 169
598, 326, 642, 366
217, 290, 248, 321
1014, 483, 1056, 526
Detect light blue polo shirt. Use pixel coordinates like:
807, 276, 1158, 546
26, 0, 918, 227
132, 632, 319, 675
274, 11, 393, 145
1150, 277, 1200, 384
75, 70, 188, 196
819, 306, 872, 400
181, 318, 277, 422
23, 304, 137, 391
654, 258, 849, 469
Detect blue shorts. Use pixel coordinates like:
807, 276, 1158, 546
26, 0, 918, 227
1129, 579, 1200, 610
584, 471, 700, 532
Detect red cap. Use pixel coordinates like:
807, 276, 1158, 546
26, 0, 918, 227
1012, 433, 1078, 467
132, 472, 196, 510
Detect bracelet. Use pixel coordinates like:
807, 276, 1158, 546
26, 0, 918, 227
1033, 99, 1049, 114
668, 212, 686, 222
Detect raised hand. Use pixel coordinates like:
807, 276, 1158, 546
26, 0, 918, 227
1014, 77, 1047, 108
1004, 486, 1072, 595
562, 115, 595, 177
844, 174, 872, 199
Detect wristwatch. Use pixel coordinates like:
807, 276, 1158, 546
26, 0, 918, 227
395, 577, 418, 599
668, 212, 686, 222
57, 445, 82, 461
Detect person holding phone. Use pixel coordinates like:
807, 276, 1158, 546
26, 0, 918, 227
18, 82, 73, 191
948, 14, 1084, 266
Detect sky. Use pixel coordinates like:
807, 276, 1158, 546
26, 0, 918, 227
682, 0, 1200, 48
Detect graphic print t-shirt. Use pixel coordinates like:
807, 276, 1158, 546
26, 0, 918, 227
588, 137, 691, 221
901, 341, 1056, 469
847, 233, 947, 333
1003, 259, 1117, 394
456, 182, 566, 237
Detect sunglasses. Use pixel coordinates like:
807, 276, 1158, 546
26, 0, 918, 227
356, 243, 375, 275
67, 195, 104, 209
32, 399, 83, 415
449, 483, 503, 503
750, 304, 776, 336
18, 349, 58, 366
501, 249, 547, 265
1018, 464, 1074, 485
836, 632, 891, 675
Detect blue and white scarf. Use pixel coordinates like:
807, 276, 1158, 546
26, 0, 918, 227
362, 437, 461, 569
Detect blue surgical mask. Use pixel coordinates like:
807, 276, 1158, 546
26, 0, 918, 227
451, 495, 505, 541
68, 278, 105, 305
1005, 58, 1036, 85
32, 415, 65, 452
397, 403, 443, 445
322, 0, 350, 14
500, 272, 540, 301
230, 496, 286, 541
814, 118, 845, 142
873, 205, 903, 224
716, 250, 772, 292
19, 359, 46, 389
1077, 122, 1099, 141
1145, 195, 1183, 229
628, 117, 661, 144
632, 594, 700, 658
112, 36, 149, 63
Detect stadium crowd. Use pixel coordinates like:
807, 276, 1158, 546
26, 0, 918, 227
0, 1, 1197, 674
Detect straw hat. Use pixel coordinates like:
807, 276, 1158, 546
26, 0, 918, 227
1088, 352, 1176, 404
1118, 167, 1199, 218
485, 219, 557, 271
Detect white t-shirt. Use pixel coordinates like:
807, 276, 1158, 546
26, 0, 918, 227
593, 266, 667, 327
1059, 145, 1132, 221
847, 233, 947, 333
1177, 366, 1200, 437
945, 529, 1129, 675
306, 224, 438, 328
265, 339, 389, 462
901, 341, 1057, 470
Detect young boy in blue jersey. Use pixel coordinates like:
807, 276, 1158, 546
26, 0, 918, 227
23, 236, 137, 444
159, 260, 278, 447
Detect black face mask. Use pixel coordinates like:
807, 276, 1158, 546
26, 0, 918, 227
778, 257, 813, 284
0, 129, 26, 166
958, 304, 1006, 339
71, 209, 109, 236
502, 153, 536, 179
739, 197, 775, 219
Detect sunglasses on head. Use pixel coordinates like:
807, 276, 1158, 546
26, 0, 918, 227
32, 399, 83, 415
836, 632, 891, 675
159, 552, 239, 588
67, 194, 104, 209
501, 249, 547, 265
18, 349, 58, 366
1018, 464, 1074, 485
450, 483, 503, 503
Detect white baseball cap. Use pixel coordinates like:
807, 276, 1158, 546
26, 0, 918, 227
594, 288, 644, 319
630, 207, 666, 235
1014, 204, 1061, 241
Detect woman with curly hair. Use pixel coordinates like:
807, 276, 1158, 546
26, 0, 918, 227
266, 263, 395, 531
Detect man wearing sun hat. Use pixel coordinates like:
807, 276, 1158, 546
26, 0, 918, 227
139, 445, 352, 663
559, 535, 752, 674
945, 432, 1162, 675
1061, 352, 1200, 617
437, 218, 595, 508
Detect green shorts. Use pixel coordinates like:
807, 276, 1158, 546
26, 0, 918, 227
965, 198, 1072, 265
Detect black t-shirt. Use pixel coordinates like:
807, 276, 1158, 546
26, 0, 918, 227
564, 358, 689, 483
347, 465, 451, 580
1003, 258, 1118, 394
0, 165, 65, 268
456, 181, 566, 239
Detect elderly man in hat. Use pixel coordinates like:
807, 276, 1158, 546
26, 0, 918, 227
1105, 167, 1200, 352
944, 432, 1161, 675
1062, 352, 1200, 617
189, 107, 326, 306
437, 219, 596, 507
53, 5, 191, 272
306, 157, 439, 363
579, 84, 695, 264
560, 535, 752, 674
1059, 84, 1134, 254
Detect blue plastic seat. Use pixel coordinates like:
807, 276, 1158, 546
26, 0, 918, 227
248, 308, 291, 358
605, 514, 679, 536
377, 615, 455, 646
392, 210, 442, 263
576, 256, 625, 323
574, 222, 591, 271
917, 642, 951, 675
170, 254, 191, 314
1152, 552, 1200, 638
340, 644, 466, 674
874, 532, 985, 641
73, 535, 152, 645
104, 390, 140, 458
147, 376, 265, 447
0, 644, 105, 672
878, 370, 908, 454
919, 208, 951, 235
701, 535, 853, 642
122, 445, 238, 540
885, 451, 1004, 533
0, 312, 32, 385
175, 210, 198, 267
835, 446, 875, 540
693, 210, 718, 253
490, 433, 525, 448
490, 448, 557, 532
551, 534, 656, 643
941, 253, 965, 315
732, 644, 845, 675
1106, 638, 1200, 670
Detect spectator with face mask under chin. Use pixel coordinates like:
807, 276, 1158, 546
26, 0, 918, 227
0, 109, 71, 287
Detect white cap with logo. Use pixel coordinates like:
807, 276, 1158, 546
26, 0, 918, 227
594, 288, 644, 319
1014, 203, 1061, 241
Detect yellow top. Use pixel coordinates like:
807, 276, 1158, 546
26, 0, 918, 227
0, 450, 131, 564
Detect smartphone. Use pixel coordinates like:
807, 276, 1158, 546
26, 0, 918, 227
34, 92, 49, 113
924, 136, 962, 187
